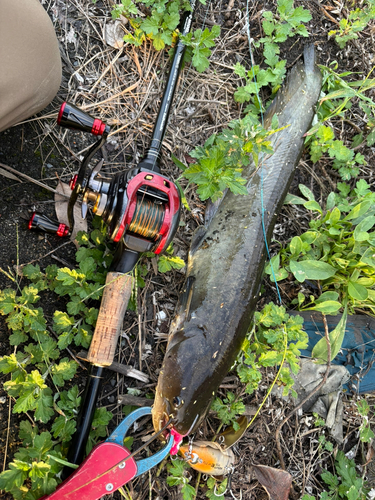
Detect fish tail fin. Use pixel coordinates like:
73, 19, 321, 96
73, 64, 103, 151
303, 43, 320, 76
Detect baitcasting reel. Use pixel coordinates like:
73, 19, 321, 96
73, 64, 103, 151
30, 103, 181, 262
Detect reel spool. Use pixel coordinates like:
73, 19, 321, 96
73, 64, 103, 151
57, 102, 181, 256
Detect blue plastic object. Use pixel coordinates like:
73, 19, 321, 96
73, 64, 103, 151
291, 311, 375, 394
106, 406, 173, 476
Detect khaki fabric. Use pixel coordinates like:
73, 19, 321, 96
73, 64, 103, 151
0, 0, 62, 132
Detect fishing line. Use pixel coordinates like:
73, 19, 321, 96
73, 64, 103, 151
246, 324, 288, 429
245, 0, 282, 306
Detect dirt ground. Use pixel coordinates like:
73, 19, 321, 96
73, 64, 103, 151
1, 1, 375, 499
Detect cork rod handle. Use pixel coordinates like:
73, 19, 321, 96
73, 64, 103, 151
87, 272, 133, 366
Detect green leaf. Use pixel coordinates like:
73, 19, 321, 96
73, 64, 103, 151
92, 407, 113, 428
258, 350, 281, 366
174, 179, 190, 211
9, 331, 28, 346
290, 260, 336, 282
22, 264, 43, 282
233, 62, 247, 78
29, 461, 50, 480
19, 421, 38, 446
353, 216, 375, 241
181, 483, 196, 500
348, 281, 368, 301
79, 257, 96, 277
284, 193, 308, 205
53, 311, 75, 334
299, 184, 315, 201
265, 254, 289, 282
158, 254, 185, 273
360, 425, 375, 442
360, 248, 375, 268
51, 358, 77, 387
13, 389, 37, 414
192, 46, 211, 72
0, 463, 29, 491
321, 470, 339, 489
51, 416, 76, 442
290, 236, 303, 256
34, 389, 54, 423
304, 200, 322, 213
315, 291, 339, 303
345, 200, 372, 221
171, 154, 187, 172
367, 128, 375, 146
141, 17, 160, 36
306, 300, 342, 314
312, 304, 347, 363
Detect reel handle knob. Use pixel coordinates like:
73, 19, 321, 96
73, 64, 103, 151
28, 212, 69, 237
57, 102, 110, 137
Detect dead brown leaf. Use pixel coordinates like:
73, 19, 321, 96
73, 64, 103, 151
54, 181, 87, 241
252, 464, 292, 500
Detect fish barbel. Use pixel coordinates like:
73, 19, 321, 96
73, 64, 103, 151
152, 44, 322, 443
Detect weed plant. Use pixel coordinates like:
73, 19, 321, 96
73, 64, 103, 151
0, 225, 113, 498
301, 450, 370, 500
328, 0, 375, 49
0, 222, 184, 498
110, 0, 220, 71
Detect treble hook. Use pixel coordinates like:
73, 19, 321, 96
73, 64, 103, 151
213, 483, 227, 497
230, 488, 242, 500
227, 472, 242, 500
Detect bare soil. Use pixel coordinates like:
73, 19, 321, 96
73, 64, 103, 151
1, 1, 375, 499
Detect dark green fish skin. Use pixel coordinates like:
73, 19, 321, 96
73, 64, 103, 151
152, 45, 322, 437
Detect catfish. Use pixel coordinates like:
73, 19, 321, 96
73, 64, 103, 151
152, 44, 322, 446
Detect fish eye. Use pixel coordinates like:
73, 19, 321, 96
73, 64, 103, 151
173, 396, 184, 409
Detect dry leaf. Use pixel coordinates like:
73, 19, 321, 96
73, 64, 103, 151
252, 464, 292, 500
54, 180, 87, 241
0, 168, 21, 182
104, 20, 125, 49
366, 443, 375, 464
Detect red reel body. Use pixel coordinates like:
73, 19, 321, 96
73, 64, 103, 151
53, 102, 181, 259
112, 171, 180, 254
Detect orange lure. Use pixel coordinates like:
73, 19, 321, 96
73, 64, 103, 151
179, 441, 235, 476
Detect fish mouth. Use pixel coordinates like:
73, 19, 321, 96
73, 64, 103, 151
152, 396, 174, 438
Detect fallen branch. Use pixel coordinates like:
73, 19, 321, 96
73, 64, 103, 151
117, 394, 153, 406
77, 351, 149, 383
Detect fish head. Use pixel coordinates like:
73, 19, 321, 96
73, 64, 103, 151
152, 325, 214, 442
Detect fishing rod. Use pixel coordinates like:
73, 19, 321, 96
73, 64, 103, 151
48, 0, 198, 478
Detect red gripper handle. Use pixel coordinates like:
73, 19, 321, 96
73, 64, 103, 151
40, 442, 137, 500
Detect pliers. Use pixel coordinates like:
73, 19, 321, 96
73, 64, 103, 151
40, 407, 173, 499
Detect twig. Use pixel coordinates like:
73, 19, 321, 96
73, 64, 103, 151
0, 162, 67, 196
275, 314, 332, 471
22, 240, 72, 266
320, 5, 340, 26
117, 394, 153, 406
2, 396, 12, 472
77, 351, 149, 383
88, 47, 125, 94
